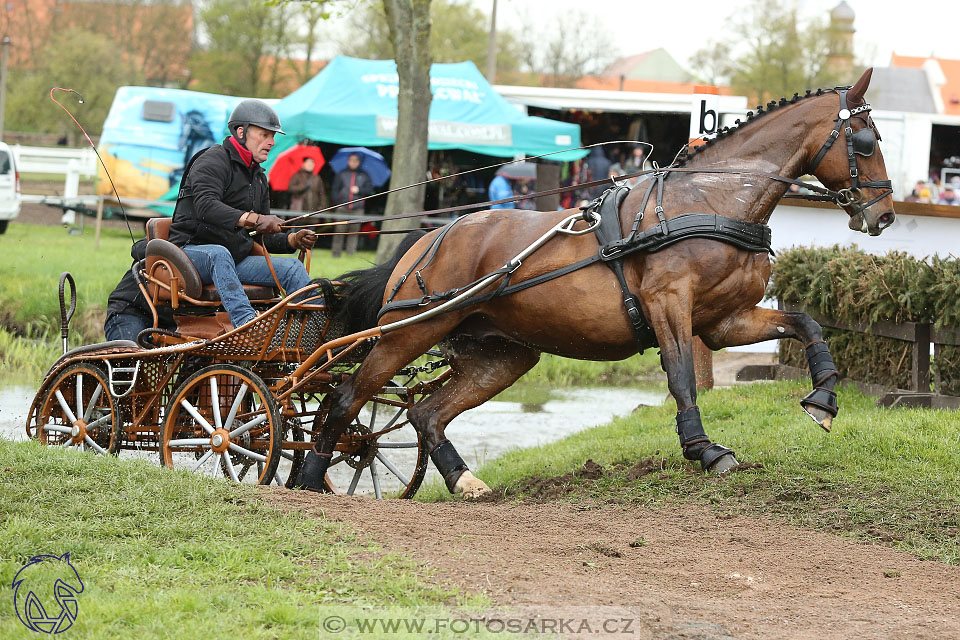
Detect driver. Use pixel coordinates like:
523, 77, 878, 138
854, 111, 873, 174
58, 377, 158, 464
168, 99, 316, 328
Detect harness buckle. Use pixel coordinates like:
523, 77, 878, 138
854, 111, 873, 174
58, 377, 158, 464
850, 168, 858, 178
507, 259, 523, 273
418, 296, 433, 307
600, 244, 622, 261
829, 129, 840, 140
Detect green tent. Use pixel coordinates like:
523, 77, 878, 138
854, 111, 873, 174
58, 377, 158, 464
153, 56, 585, 214
268, 55, 586, 166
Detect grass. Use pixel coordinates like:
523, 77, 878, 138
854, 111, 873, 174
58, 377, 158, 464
417, 381, 960, 565
0, 438, 478, 639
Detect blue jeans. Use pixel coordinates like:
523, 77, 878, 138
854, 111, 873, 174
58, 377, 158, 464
104, 311, 151, 342
182, 245, 312, 327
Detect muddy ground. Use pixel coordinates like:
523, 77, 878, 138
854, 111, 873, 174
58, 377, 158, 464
267, 487, 960, 639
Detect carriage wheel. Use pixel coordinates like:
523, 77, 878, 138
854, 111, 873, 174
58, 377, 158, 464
161, 364, 280, 485
323, 380, 432, 499
32, 363, 120, 454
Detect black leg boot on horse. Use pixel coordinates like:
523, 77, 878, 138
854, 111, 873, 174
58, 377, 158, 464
645, 297, 738, 473
700, 305, 840, 431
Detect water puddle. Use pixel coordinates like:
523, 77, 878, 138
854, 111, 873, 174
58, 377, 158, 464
1, 382, 664, 496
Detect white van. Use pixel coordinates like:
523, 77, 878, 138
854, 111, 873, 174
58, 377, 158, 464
0, 141, 21, 234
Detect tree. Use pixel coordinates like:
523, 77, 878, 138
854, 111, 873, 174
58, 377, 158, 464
5, 29, 140, 138
505, 9, 614, 88
688, 40, 734, 87
688, 0, 852, 103
189, 0, 297, 98
56, 0, 194, 88
295, 1, 332, 84
374, 0, 433, 264
339, 0, 521, 74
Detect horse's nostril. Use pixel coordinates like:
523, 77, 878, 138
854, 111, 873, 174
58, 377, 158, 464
878, 212, 894, 227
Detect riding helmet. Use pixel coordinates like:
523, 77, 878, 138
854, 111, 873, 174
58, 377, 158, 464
227, 99, 285, 138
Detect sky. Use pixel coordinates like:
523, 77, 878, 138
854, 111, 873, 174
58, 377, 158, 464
486, 0, 960, 69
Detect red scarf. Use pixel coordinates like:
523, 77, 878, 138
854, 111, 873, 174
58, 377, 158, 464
228, 136, 253, 167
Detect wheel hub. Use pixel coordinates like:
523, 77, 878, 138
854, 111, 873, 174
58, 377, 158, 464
210, 428, 231, 453
344, 423, 377, 470
70, 420, 87, 444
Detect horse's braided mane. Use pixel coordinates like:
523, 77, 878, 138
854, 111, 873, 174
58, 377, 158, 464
675, 87, 841, 167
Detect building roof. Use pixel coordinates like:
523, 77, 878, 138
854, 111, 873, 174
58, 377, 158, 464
891, 53, 960, 115
831, 1, 856, 21
601, 48, 692, 83
574, 76, 734, 95
867, 67, 938, 113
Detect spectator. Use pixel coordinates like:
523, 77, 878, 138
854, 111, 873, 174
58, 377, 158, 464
287, 157, 328, 213
904, 180, 927, 203
583, 147, 611, 201
938, 185, 960, 206
330, 153, 374, 257
488, 172, 514, 209
617, 145, 652, 186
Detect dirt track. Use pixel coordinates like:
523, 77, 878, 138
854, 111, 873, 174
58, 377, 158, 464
267, 489, 960, 639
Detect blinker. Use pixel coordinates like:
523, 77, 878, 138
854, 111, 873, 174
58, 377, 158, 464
851, 127, 876, 157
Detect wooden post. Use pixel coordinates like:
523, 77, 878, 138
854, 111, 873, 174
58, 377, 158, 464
912, 322, 931, 391
94, 197, 104, 249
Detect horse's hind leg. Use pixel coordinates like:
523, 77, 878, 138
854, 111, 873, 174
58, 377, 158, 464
408, 334, 540, 498
296, 324, 458, 491
700, 306, 839, 431
644, 299, 740, 473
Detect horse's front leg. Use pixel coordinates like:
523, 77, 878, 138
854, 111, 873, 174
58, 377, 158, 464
644, 299, 739, 473
700, 306, 839, 431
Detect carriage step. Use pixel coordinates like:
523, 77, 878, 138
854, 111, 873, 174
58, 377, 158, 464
105, 360, 141, 398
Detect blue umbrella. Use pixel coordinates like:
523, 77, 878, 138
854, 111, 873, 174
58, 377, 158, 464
329, 146, 392, 187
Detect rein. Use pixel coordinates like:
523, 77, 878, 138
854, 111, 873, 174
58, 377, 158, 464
281, 164, 853, 235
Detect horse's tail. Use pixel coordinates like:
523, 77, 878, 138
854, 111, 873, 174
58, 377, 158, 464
333, 230, 427, 334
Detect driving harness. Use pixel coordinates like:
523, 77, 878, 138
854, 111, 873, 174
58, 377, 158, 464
376, 88, 890, 354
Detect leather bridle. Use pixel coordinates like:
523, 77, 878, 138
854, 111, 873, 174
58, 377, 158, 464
807, 88, 893, 218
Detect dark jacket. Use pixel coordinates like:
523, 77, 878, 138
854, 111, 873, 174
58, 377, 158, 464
106, 239, 175, 327
331, 169, 374, 209
169, 137, 293, 263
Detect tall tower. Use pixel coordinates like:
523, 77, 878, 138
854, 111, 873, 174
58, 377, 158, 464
828, 1, 856, 79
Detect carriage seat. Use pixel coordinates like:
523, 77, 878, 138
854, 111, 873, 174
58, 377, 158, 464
144, 218, 279, 305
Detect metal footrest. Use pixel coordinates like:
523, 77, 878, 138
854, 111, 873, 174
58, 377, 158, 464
106, 360, 141, 398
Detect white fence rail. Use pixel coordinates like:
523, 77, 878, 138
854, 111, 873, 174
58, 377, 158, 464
10, 145, 98, 177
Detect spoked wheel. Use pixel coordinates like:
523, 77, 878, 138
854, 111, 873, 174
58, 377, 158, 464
32, 363, 120, 454
324, 354, 449, 498
161, 364, 281, 485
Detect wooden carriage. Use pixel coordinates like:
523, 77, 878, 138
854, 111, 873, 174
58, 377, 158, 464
25, 220, 450, 498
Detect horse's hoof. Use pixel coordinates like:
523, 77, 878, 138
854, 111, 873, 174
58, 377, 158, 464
802, 403, 833, 432
709, 453, 740, 475
801, 388, 837, 432
699, 443, 737, 474
453, 470, 491, 499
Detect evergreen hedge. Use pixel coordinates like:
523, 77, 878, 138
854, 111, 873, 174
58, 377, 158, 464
769, 246, 960, 395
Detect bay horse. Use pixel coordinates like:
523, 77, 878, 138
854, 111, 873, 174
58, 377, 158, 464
298, 69, 895, 497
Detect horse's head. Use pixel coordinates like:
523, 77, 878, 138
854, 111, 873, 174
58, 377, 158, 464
806, 68, 895, 236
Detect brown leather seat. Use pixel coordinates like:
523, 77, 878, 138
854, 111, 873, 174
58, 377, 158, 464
143, 218, 279, 304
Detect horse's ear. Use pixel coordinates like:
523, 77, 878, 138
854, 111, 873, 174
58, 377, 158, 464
848, 68, 873, 103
